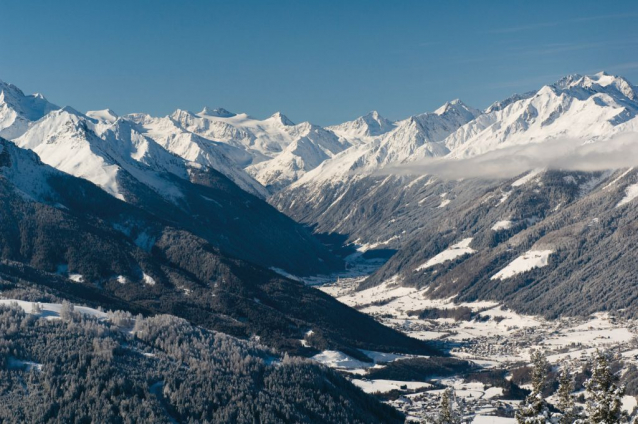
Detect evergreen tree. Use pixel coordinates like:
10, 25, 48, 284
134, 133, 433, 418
516, 350, 550, 424
585, 350, 627, 424
436, 388, 462, 424
556, 361, 578, 424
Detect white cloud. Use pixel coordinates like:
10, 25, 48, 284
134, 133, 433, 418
378, 133, 638, 180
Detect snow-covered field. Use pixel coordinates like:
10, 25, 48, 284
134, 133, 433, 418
0, 299, 107, 320
352, 379, 432, 394
414, 238, 476, 271
491, 249, 553, 280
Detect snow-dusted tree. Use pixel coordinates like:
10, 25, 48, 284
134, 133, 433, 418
584, 350, 627, 424
30, 302, 42, 314
516, 349, 550, 424
556, 361, 578, 424
435, 388, 462, 424
60, 300, 75, 321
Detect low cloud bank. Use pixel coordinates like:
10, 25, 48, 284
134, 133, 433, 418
379, 133, 638, 180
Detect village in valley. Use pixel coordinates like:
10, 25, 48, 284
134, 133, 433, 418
314, 276, 638, 422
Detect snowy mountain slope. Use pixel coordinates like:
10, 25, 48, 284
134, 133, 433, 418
169, 108, 297, 162
283, 99, 480, 190
246, 122, 351, 190
123, 111, 269, 197
362, 167, 638, 318
270, 100, 482, 243
0, 80, 58, 139
273, 72, 638, 254
0, 138, 431, 357
446, 72, 638, 158
2, 97, 342, 274
0, 137, 58, 202
15, 107, 187, 201
131, 108, 353, 190
328, 110, 396, 140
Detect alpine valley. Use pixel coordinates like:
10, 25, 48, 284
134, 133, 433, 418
2, 71, 638, 423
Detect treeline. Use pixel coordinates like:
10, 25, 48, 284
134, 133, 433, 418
0, 302, 403, 423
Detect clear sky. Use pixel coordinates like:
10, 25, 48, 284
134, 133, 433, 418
2, 0, 637, 125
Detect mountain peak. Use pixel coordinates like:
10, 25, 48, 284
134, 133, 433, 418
433, 99, 480, 122
328, 110, 394, 138
551, 72, 637, 101
552, 74, 583, 90
199, 107, 236, 118
268, 111, 294, 126
0, 79, 59, 139
363, 110, 384, 120
86, 108, 119, 124
434, 99, 463, 114
59, 105, 84, 117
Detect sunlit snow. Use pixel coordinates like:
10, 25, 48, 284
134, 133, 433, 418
491, 250, 553, 280
415, 238, 475, 271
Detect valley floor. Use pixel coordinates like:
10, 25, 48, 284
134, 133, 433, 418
313, 275, 638, 422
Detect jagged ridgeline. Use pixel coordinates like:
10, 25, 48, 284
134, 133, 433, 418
0, 303, 402, 424
1, 79, 345, 277
270, 73, 638, 319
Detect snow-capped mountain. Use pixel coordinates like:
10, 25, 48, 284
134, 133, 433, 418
270, 100, 482, 234
162, 107, 300, 163
246, 122, 351, 190
287, 99, 480, 189
15, 107, 188, 201
124, 110, 268, 197
141, 108, 352, 190
446, 72, 638, 157
0, 81, 345, 275
328, 110, 396, 140
0, 80, 58, 139
273, 72, 638, 266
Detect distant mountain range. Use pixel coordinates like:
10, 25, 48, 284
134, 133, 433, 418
2, 71, 638, 324
2, 70, 638, 423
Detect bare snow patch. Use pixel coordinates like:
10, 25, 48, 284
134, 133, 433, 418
511, 168, 543, 187
437, 198, 451, 208
616, 183, 638, 207
354, 235, 400, 252
142, 273, 156, 286
311, 350, 372, 369
491, 250, 553, 280
352, 379, 431, 394
0, 299, 107, 320
68, 273, 84, 283
415, 238, 475, 271
491, 220, 513, 231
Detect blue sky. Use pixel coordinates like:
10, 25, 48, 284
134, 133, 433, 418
2, 0, 637, 125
